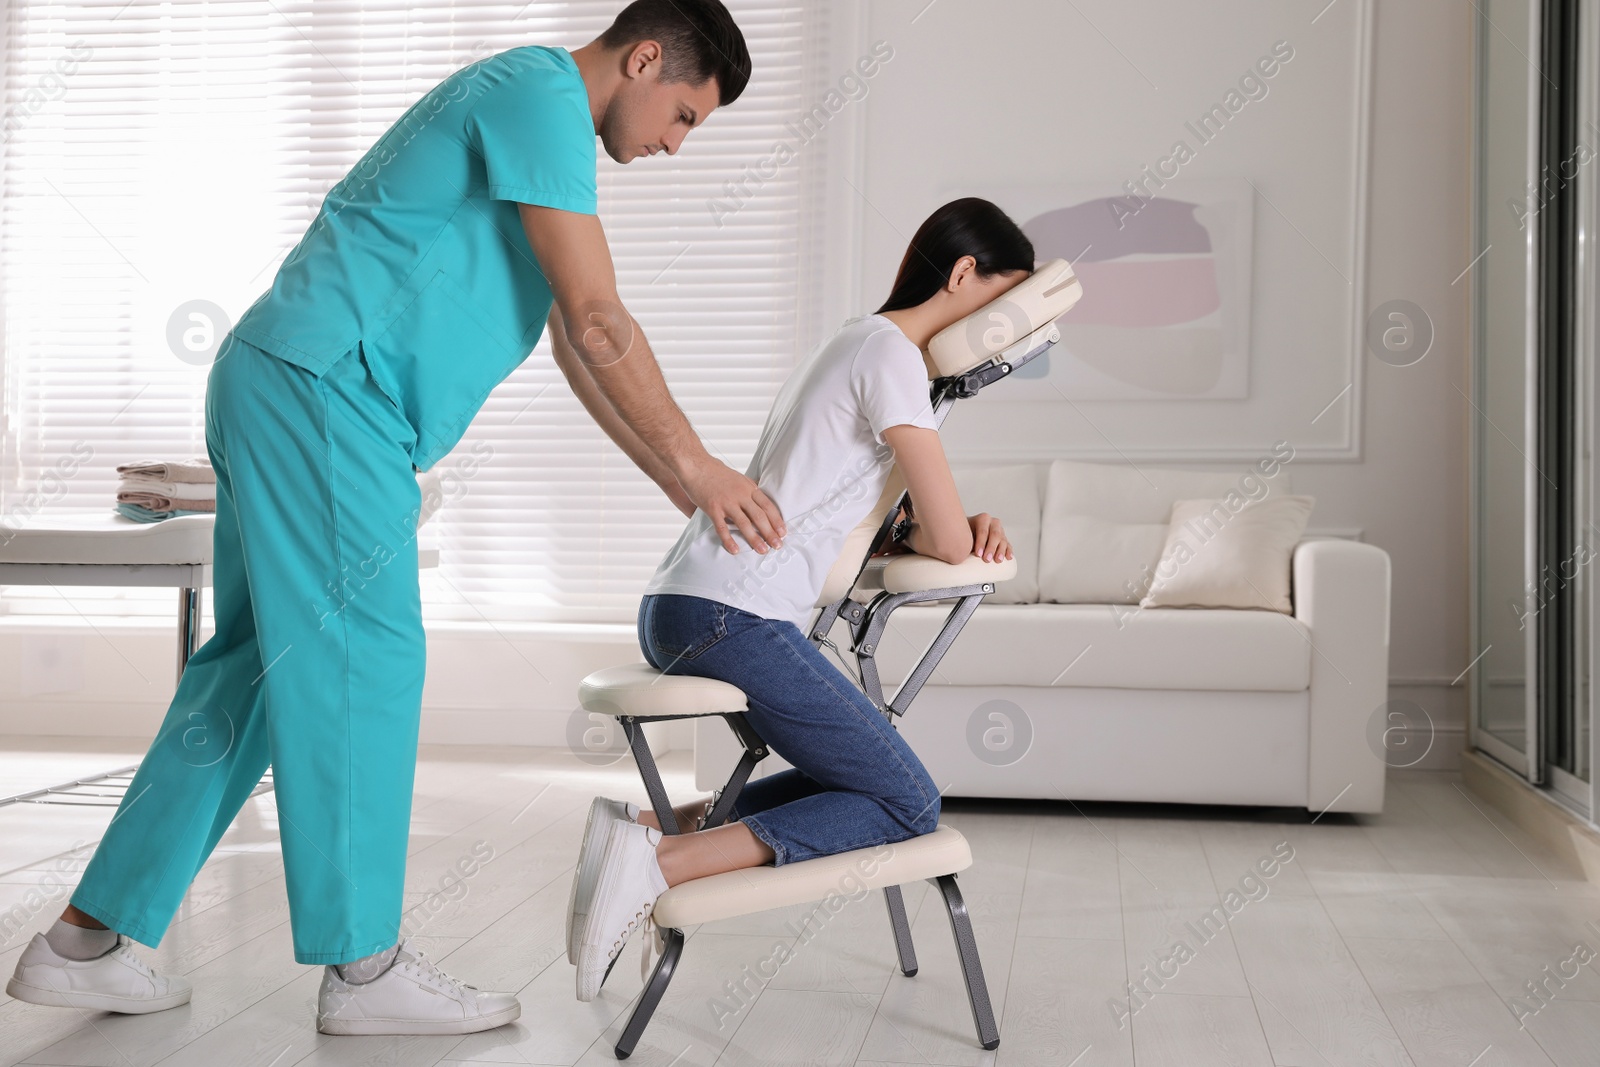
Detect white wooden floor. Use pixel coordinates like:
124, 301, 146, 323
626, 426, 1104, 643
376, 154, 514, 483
2, 739, 1598, 1066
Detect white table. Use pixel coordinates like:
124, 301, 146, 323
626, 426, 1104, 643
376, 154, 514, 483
0, 512, 211, 808
0, 510, 439, 807
0, 512, 215, 680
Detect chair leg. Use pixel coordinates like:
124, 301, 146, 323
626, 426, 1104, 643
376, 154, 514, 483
883, 885, 918, 976
613, 926, 685, 1060
621, 717, 680, 834
931, 873, 1000, 1051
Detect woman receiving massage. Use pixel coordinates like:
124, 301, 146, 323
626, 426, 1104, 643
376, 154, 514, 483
569, 196, 1033, 1001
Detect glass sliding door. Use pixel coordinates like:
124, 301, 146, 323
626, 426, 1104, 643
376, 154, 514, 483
1473, 0, 1598, 821
1568, 0, 1597, 812
1537, 0, 1586, 806
1472, 0, 1540, 774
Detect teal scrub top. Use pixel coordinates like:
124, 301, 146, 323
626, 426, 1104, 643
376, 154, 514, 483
231, 45, 598, 470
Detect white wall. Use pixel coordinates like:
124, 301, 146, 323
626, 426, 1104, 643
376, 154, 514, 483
0, 0, 1472, 769
838, 0, 1471, 765
0, 616, 692, 754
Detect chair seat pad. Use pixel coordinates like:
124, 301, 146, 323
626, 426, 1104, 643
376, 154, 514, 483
578, 663, 747, 719
0, 513, 214, 566
653, 825, 972, 929
858, 553, 1018, 595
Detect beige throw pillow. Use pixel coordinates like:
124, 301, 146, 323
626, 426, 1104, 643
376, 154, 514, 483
1140, 494, 1315, 612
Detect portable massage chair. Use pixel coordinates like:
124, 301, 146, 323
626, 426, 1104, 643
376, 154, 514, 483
577, 258, 1083, 1059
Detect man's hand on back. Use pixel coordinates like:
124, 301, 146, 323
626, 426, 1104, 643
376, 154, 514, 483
676, 455, 785, 555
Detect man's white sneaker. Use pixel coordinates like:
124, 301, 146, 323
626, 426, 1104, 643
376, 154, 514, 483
317, 940, 519, 1036
575, 820, 668, 1002
567, 796, 640, 965
6, 933, 192, 1014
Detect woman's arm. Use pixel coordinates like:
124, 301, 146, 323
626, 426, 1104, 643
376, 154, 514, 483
881, 425, 1014, 564
881, 424, 975, 564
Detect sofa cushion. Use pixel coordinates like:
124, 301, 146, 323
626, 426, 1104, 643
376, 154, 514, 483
950, 464, 1041, 603
1038, 458, 1292, 603
1142, 494, 1316, 612
871, 602, 1311, 691
1042, 516, 1169, 603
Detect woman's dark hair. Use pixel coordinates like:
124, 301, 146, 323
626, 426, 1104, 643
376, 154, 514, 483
875, 198, 1035, 314
598, 0, 752, 107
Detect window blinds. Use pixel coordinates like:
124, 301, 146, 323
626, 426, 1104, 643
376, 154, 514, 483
0, 1, 831, 623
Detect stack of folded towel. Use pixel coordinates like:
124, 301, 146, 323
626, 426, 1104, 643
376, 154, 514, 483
115, 457, 216, 523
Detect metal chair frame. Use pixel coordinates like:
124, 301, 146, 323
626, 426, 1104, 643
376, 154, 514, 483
602, 338, 1057, 1058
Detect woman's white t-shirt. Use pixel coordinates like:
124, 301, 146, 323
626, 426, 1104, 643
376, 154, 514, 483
643, 313, 939, 630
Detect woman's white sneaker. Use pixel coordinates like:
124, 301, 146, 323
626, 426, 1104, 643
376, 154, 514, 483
567, 796, 640, 965
317, 940, 519, 1036
6, 933, 192, 1014
575, 820, 668, 1002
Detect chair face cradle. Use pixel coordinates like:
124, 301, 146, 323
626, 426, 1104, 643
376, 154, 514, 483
580, 260, 1082, 1058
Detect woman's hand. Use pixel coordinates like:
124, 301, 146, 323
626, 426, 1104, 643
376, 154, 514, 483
968, 513, 1012, 562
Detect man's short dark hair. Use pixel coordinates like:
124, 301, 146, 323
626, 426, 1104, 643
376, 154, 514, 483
598, 0, 751, 107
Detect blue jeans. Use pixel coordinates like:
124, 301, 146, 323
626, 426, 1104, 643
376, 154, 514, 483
637, 593, 942, 866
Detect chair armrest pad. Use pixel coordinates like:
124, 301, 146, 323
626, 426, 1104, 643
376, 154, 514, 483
858, 553, 1018, 595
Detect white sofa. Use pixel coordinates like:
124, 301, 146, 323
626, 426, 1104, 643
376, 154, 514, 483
696, 458, 1392, 815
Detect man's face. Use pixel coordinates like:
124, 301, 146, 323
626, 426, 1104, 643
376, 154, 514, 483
600, 42, 722, 164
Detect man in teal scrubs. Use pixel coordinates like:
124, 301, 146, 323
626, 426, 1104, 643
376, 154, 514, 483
7, 0, 785, 1037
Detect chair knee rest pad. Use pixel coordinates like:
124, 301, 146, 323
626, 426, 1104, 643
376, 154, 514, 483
578, 663, 748, 718
652, 825, 972, 929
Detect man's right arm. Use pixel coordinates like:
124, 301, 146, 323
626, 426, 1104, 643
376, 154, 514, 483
547, 304, 695, 518
516, 202, 785, 554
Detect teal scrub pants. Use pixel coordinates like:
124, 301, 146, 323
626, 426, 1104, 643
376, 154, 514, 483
71, 334, 427, 965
